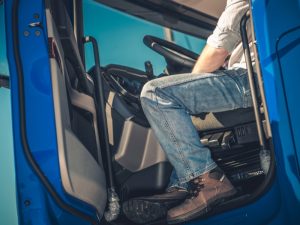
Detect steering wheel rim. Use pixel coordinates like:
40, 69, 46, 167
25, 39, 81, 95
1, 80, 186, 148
143, 35, 198, 68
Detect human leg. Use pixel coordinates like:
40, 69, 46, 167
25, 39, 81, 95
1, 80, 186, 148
123, 68, 251, 223
140, 68, 251, 184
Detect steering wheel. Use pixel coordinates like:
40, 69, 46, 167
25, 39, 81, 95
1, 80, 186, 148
143, 35, 199, 69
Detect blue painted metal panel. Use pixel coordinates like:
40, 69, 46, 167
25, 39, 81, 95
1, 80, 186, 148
251, 0, 300, 224
5, 0, 99, 224
277, 28, 300, 176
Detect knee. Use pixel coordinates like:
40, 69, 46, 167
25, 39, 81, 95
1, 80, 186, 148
140, 80, 157, 102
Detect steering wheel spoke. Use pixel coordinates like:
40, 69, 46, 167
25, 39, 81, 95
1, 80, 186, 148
143, 35, 198, 72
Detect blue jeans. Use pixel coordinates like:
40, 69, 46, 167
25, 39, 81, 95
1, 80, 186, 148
140, 68, 253, 190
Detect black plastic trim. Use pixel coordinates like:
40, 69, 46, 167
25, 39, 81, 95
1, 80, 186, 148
74, 0, 85, 66
114, 161, 173, 201
12, 0, 99, 224
0, 74, 9, 89
143, 35, 197, 68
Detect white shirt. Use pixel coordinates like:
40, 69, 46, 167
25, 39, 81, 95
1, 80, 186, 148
206, 0, 253, 70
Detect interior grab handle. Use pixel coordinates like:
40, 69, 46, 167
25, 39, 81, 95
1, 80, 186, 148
83, 36, 120, 221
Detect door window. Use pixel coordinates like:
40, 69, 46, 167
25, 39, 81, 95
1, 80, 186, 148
0, 2, 19, 225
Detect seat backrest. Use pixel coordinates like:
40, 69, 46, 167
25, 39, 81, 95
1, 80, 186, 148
50, 0, 102, 162
50, 0, 93, 95
46, 0, 107, 217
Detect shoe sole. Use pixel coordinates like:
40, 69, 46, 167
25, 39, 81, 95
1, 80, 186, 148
167, 189, 237, 224
123, 199, 169, 224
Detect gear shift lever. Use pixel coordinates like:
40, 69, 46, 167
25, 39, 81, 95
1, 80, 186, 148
144, 61, 154, 79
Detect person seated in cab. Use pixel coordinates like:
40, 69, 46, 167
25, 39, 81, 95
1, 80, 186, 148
124, 0, 251, 223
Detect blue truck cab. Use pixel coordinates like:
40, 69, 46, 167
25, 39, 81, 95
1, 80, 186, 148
1, 0, 300, 224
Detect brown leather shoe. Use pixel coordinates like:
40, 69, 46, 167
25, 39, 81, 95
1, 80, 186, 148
167, 167, 237, 224
123, 187, 188, 224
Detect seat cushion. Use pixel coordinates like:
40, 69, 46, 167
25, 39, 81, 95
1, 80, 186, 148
191, 108, 255, 132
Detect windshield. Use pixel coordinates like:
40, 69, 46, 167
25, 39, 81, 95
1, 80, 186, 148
83, 0, 206, 74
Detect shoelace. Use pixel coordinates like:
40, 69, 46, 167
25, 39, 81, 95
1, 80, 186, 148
188, 177, 205, 198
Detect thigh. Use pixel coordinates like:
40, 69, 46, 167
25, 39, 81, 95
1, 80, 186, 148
151, 68, 251, 115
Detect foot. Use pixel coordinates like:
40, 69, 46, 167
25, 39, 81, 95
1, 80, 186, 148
122, 187, 188, 224
167, 167, 237, 224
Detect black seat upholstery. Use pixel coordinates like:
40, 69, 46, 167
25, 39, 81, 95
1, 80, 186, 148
191, 108, 255, 132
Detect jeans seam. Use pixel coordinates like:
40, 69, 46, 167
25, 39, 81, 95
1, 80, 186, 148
243, 90, 251, 108
237, 72, 251, 108
158, 73, 245, 110
167, 184, 188, 191
157, 73, 245, 114
153, 87, 193, 176
224, 70, 250, 108
156, 72, 228, 89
